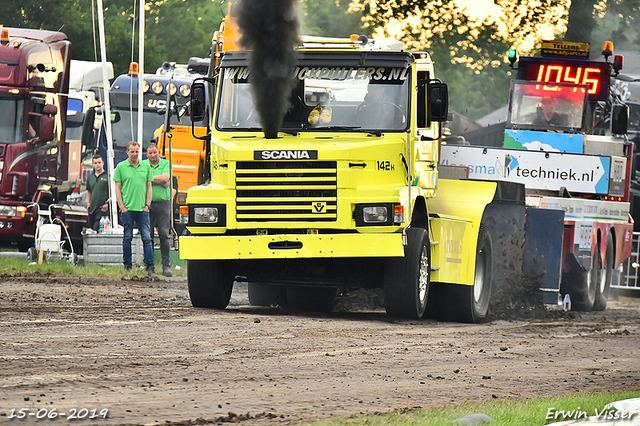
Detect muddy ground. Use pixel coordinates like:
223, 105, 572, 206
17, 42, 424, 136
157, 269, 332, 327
0, 273, 639, 426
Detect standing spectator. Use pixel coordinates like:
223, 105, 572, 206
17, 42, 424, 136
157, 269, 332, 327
143, 143, 173, 277
86, 154, 109, 231
113, 141, 158, 279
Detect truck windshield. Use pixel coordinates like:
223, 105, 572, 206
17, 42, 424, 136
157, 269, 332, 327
507, 81, 587, 132
110, 107, 167, 151
0, 98, 26, 144
216, 66, 410, 133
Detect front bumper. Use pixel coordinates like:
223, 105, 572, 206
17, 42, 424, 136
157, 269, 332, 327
179, 232, 404, 260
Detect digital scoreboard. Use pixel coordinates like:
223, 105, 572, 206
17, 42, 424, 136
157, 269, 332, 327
518, 56, 610, 101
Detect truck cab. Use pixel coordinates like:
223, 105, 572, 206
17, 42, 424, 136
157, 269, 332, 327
0, 27, 87, 252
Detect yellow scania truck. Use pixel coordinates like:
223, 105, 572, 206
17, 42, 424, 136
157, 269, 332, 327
179, 31, 536, 322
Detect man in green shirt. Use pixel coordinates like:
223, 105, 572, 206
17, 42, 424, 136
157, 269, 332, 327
113, 141, 158, 279
143, 143, 173, 277
86, 154, 110, 231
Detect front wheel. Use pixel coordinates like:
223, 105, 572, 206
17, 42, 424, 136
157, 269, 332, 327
593, 236, 614, 311
383, 227, 430, 319
187, 260, 235, 309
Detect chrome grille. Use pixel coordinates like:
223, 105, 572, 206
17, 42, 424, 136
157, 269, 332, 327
236, 161, 337, 222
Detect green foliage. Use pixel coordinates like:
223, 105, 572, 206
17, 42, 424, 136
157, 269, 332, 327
395, 0, 513, 120
305, 391, 640, 426
2, 0, 223, 76
300, 0, 369, 38
590, 0, 640, 51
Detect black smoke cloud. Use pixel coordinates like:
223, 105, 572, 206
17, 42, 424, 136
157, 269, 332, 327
237, 0, 300, 139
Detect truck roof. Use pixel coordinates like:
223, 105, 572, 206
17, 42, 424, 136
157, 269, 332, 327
0, 26, 71, 91
219, 50, 414, 69
1, 27, 67, 43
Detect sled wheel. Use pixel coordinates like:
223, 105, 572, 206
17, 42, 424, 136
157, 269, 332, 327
383, 227, 430, 319
562, 245, 599, 312
187, 260, 234, 309
285, 286, 336, 313
248, 283, 287, 307
593, 235, 614, 311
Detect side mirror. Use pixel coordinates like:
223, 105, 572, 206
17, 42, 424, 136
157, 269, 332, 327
43, 104, 58, 115
428, 82, 449, 123
191, 82, 206, 122
81, 107, 97, 151
111, 111, 121, 123
39, 115, 55, 142
611, 104, 628, 135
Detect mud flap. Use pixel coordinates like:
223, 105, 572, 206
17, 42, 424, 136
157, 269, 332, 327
522, 208, 564, 305
481, 182, 527, 318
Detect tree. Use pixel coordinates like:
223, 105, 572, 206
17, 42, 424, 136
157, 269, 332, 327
299, 0, 369, 38
3, 0, 224, 76
350, 0, 513, 120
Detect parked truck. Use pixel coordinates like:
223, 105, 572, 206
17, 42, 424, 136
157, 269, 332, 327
176, 19, 568, 322
440, 40, 634, 311
0, 27, 88, 253
99, 59, 207, 165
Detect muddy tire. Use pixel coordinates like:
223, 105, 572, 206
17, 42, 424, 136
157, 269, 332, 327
562, 251, 598, 312
383, 227, 430, 319
187, 260, 234, 309
454, 225, 493, 323
285, 286, 336, 312
593, 236, 614, 311
248, 283, 287, 307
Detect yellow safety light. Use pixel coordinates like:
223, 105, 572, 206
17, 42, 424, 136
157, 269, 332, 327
129, 62, 139, 76
602, 41, 614, 58
1, 28, 9, 43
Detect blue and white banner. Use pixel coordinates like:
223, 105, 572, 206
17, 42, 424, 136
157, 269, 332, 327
440, 145, 610, 195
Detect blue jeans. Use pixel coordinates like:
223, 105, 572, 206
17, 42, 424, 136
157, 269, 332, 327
121, 210, 154, 268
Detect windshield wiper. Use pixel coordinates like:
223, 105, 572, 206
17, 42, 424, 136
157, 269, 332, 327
319, 125, 362, 131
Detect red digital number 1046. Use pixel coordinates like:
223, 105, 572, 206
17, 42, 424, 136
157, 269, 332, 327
536, 65, 601, 95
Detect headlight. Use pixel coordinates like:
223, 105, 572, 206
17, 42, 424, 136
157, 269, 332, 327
142, 79, 149, 93
151, 81, 163, 94
179, 84, 190, 97
194, 207, 219, 224
363, 206, 387, 223
0, 205, 17, 217
166, 82, 177, 96
355, 203, 397, 226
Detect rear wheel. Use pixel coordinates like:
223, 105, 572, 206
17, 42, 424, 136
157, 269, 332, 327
593, 236, 614, 311
562, 247, 598, 312
248, 283, 287, 307
187, 260, 234, 309
285, 286, 336, 312
453, 225, 493, 323
383, 227, 430, 319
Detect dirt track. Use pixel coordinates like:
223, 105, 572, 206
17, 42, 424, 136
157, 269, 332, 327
0, 273, 639, 425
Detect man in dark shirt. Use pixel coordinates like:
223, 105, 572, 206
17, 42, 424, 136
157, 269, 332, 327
86, 154, 110, 231
533, 96, 568, 127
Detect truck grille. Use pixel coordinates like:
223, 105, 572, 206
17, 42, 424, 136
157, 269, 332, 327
236, 161, 337, 222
